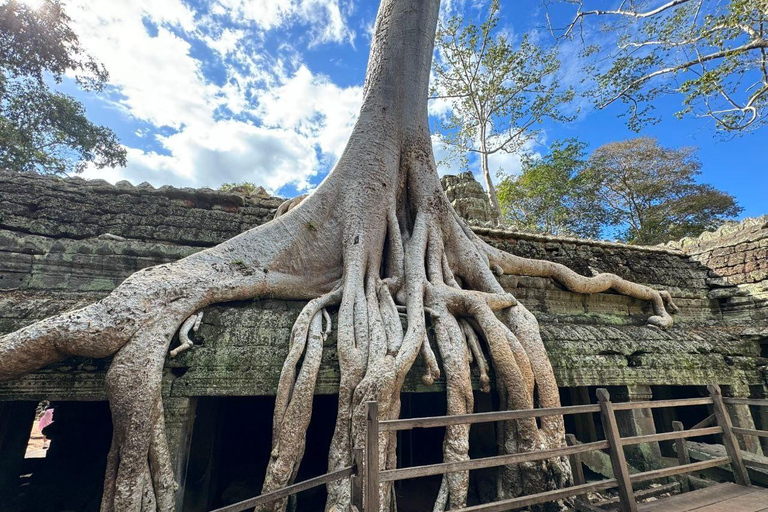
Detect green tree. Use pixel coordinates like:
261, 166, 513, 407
497, 139, 606, 238
0, 0, 126, 174
548, 0, 768, 133
432, 0, 574, 222
586, 137, 742, 244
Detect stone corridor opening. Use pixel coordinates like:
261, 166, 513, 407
0, 401, 112, 512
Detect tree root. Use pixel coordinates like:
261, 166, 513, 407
482, 238, 678, 327
169, 312, 203, 358
260, 306, 332, 512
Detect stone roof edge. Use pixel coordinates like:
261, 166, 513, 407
471, 225, 686, 255
2, 170, 284, 205
662, 215, 768, 253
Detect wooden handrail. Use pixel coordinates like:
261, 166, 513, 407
595, 482, 680, 509
620, 426, 722, 446
208, 465, 355, 512
629, 457, 731, 484
732, 427, 768, 438
707, 384, 751, 486
455, 479, 619, 512
357, 386, 755, 512
565, 434, 590, 506
379, 404, 600, 432
597, 388, 637, 512
209, 387, 760, 512
722, 397, 768, 407
672, 421, 691, 492
691, 413, 716, 430
611, 397, 713, 411
379, 440, 609, 482
365, 401, 380, 512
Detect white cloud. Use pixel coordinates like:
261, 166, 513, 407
110, 121, 319, 191
204, 28, 245, 57
217, 0, 354, 45
431, 133, 540, 189
67, 0, 212, 129
488, 150, 525, 178
427, 86, 453, 120
65, 0, 362, 193
432, 134, 464, 178
257, 66, 362, 159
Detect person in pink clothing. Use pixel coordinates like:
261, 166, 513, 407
38, 407, 54, 449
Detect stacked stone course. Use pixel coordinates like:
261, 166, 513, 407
0, 170, 766, 501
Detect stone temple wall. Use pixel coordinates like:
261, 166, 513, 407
1, 171, 767, 508
665, 216, 768, 328
0, 170, 764, 402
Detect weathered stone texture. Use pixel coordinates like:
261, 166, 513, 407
481, 228, 710, 299
0, 171, 765, 401
440, 172, 498, 225
667, 216, 768, 286
0, 171, 282, 247
665, 216, 768, 327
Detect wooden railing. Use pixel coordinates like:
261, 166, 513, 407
722, 397, 768, 440
208, 385, 768, 512
360, 384, 768, 512
209, 464, 357, 512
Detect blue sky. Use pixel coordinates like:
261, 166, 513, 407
47, 0, 767, 219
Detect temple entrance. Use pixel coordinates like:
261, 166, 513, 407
182, 395, 338, 512
0, 400, 112, 512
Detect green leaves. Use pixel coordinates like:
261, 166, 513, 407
0, 0, 107, 89
497, 139, 606, 238
0, 0, 125, 175
498, 137, 741, 244
585, 137, 742, 244
557, 0, 768, 133
432, 0, 575, 170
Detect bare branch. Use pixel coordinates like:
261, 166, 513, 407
561, 0, 695, 38
428, 93, 473, 100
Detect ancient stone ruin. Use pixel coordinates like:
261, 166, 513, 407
0, 170, 766, 511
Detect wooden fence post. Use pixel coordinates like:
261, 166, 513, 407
565, 433, 592, 511
597, 388, 638, 512
707, 385, 751, 486
351, 447, 364, 511
672, 421, 691, 492
365, 401, 380, 512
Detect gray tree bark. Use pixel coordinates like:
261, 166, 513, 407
479, 128, 503, 225
0, 1, 678, 510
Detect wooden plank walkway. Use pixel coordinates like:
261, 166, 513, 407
638, 483, 768, 512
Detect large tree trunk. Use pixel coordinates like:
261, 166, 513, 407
0, 1, 679, 511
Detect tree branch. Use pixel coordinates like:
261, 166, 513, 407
562, 0, 695, 38
428, 93, 473, 100
600, 39, 768, 109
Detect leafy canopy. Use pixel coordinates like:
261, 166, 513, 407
585, 137, 742, 244
0, 0, 126, 175
548, 0, 768, 133
498, 137, 741, 244
497, 139, 606, 239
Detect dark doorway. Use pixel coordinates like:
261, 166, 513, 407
183, 395, 338, 512
651, 385, 711, 455
13, 401, 112, 512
